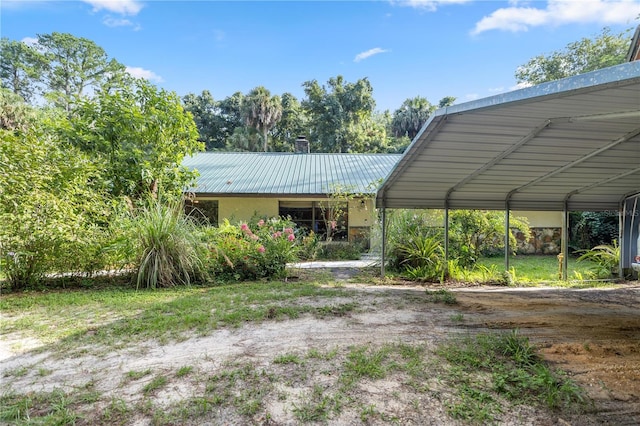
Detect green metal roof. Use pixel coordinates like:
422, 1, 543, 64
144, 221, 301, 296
183, 152, 401, 196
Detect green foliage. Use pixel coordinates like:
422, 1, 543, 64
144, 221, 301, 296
242, 86, 283, 152
397, 233, 445, 281
576, 241, 620, 279
62, 78, 203, 199
0, 38, 47, 103
316, 242, 364, 260
570, 211, 618, 251
302, 75, 376, 153
208, 217, 300, 281
37, 32, 126, 111
516, 26, 631, 85
182, 90, 235, 150
122, 198, 207, 289
449, 210, 530, 267
438, 331, 587, 417
0, 120, 111, 288
424, 289, 457, 305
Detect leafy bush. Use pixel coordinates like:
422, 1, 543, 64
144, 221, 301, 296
569, 211, 618, 252
316, 241, 364, 260
0, 125, 112, 289
576, 241, 619, 279
207, 217, 300, 281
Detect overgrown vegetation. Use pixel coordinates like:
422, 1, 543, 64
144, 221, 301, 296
437, 330, 588, 421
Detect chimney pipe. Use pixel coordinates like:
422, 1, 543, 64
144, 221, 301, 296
295, 135, 310, 154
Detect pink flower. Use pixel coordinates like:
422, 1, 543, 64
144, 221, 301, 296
330, 221, 337, 230
257, 219, 265, 227
287, 233, 295, 242
257, 245, 265, 253
251, 234, 259, 241
284, 227, 294, 235
273, 231, 282, 238
240, 223, 249, 232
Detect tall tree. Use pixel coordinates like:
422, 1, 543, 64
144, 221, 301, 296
302, 76, 375, 153
515, 27, 631, 85
0, 38, 47, 102
182, 90, 231, 150
391, 96, 433, 140
271, 92, 307, 151
37, 32, 125, 111
391, 95, 455, 140
242, 86, 282, 152
61, 78, 203, 198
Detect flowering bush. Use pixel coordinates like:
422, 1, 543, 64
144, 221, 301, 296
207, 217, 301, 281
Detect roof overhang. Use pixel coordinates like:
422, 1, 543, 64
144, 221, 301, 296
377, 61, 640, 211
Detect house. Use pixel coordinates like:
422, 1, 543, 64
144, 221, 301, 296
182, 144, 401, 245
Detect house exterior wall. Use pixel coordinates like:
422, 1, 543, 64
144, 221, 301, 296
192, 195, 376, 243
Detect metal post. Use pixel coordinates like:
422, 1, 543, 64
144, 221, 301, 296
444, 206, 449, 277
562, 204, 569, 281
618, 202, 624, 279
381, 207, 387, 277
505, 202, 510, 272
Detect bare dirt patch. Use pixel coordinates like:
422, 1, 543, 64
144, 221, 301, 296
1, 281, 639, 424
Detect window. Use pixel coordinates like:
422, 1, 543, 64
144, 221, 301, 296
185, 199, 218, 225
279, 201, 347, 241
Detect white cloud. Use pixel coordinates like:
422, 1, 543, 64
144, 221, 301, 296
464, 93, 480, 101
126, 66, 163, 83
103, 15, 141, 30
83, 0, 143, 16
392, 0, 472, 12
511, 81, 533, 91
21, 37, 38, 46
354, 47, 390, 62
472, 0, 640, 35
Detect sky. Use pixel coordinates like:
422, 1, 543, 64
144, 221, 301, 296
1, 0, 639, 112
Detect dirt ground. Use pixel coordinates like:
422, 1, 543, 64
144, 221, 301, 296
1, 278, 639, 425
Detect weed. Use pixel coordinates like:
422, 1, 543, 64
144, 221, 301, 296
176, 365, 194, 377
126, 369, 152, 380
425, 289, 457, 305
293, 384, 342, 422
449, 313, 464, 322
143, 375, 168, 395
273, 353, 304, 365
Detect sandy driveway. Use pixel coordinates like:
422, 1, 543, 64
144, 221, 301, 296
1, 281, 639, 424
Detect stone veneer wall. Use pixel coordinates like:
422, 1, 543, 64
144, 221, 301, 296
515, 227, 562, 255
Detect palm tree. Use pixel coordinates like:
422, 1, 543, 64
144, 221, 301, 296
242, 86, 283, 152
391, 96, 433, 140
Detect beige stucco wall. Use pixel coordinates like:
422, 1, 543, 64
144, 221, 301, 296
220, 198, 279, 223
513, 211, 563, 228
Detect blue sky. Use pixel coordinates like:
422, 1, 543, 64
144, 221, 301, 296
2, 0, 638, 112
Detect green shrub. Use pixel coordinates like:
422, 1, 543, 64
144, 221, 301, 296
207, 217, 300, 281
316, 241, 364, 260
576, 241, 619, 278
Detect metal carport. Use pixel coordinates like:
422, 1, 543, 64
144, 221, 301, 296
376, 61, 640, 278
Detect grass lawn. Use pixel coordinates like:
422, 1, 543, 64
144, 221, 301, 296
473, 254, 610, 286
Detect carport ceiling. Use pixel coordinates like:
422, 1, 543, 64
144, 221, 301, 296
377, 61, 640, 211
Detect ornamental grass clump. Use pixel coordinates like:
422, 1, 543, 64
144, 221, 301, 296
131, 199, 206, 289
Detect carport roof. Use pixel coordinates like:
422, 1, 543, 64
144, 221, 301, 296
376, 61, 640, 211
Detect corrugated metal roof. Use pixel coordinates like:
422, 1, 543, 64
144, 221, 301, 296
183, 152, 401, 196
377, 61, 640, 211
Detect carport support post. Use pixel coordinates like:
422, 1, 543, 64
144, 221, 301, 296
381, 207, 387, 277
562, 204, 569, 281
505, 202, 510, 272
444, 206, 449, 277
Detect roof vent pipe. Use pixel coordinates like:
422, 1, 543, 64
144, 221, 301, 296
295, 135, 310, 154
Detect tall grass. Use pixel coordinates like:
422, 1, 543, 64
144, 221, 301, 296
130, 199, 206, 289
